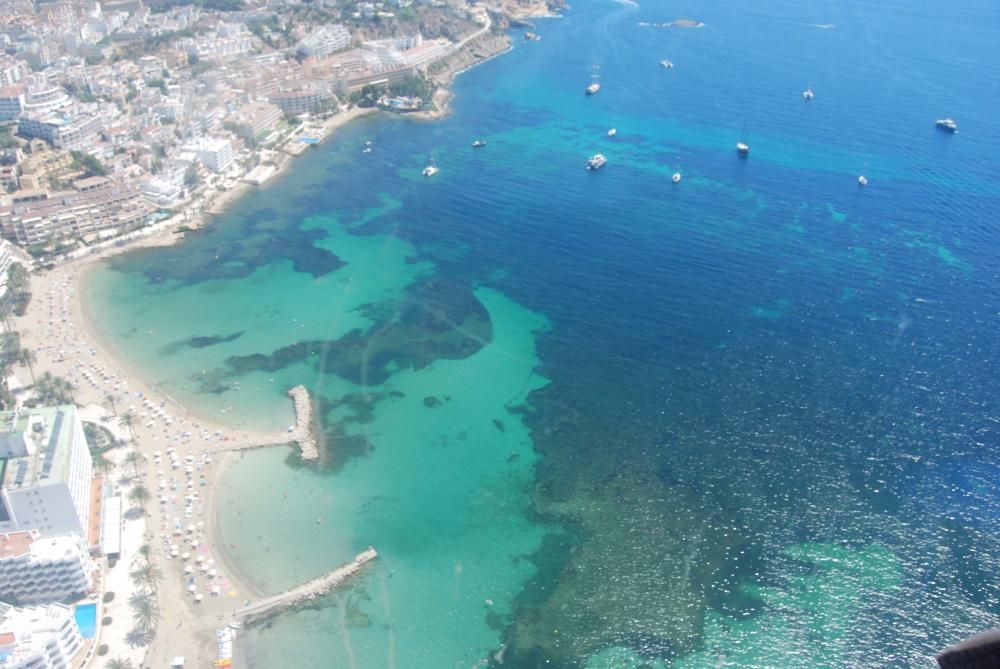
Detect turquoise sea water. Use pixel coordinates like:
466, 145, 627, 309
83, 0, 1000, 665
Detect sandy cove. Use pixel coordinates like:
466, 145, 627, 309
14, 255, 313, 668
6, 34, 520, 664
11, 105, 378, 669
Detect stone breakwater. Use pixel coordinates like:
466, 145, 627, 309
287, 385, 319, 460
203, 385, 319, 461
235, 548, 379, 623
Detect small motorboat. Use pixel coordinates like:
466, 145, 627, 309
607, 128, 617, 137
858, 175, 868, 187
672, 171, 682, 183
935, 118, 958, 133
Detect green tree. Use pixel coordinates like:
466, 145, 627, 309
123, 450, 144, 477
129, 592, 159, 634
18, 347, 36, 382
183, 163, 200, 188
70, 151, 108, 177
118, 409, 137, 440
130, 561, 162, 594
93, 451, 115, 475
30, 371, 76, 406
105, 659, 135, 669
104, 392, 118, 415
128, 482, 150, 513
134, 543, 155, 566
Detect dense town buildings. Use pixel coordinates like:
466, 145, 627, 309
0, 0, 489, 254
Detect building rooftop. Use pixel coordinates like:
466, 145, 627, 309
0, 531, 34, 559
0, 529, 84, 562
0, 406, 79, 492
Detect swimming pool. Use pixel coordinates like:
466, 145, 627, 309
74, 603, 97, 639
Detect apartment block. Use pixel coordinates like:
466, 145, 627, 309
0, 530, 92, 605
0, 406, 93, 538
0, 602, 84, 669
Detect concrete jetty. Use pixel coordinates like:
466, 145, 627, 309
234, 547, 378, 622
206, 385, 319, 461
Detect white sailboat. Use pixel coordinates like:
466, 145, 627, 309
586, 65, 601, 95
422, 155, 439, 177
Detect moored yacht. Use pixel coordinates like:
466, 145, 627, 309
607, 128, 617, 137
935, 118, 958, 133
736, 142, 750, 157
803, 87, 814, 100
672, 171, 682, 183
423, 156, 439, 176
586, 65, 601, 95
660, 60, 674, 69
587, 153, 608, 170
472, 139, 487, 147
858, 175, 868, 187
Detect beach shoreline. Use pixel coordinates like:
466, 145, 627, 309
16, 254, 312, 667
13, 16, 526, 666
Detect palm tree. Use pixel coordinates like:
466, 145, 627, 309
128, 483, 150, 513
93, 451, 115, 475
104, 392, 118, 415
129, 592, 159, 634
104, 658, 135, 669
0, 299, 12, 333
130, 562, 162, 594
134, 543, 155, 567
118, 410, 137, 442
17, 347, 36, 382
0, 331, 20, 362
57, 376, 76, 404
31, 371, 76, 406
123, 450, 143, 477
0, 360, 11, 410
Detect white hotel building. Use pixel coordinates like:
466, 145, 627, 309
0, 406, 93, 539
0, 602, 83, 669
0, 530, 92, 605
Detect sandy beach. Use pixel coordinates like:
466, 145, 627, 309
13, 254, 309, 667
5, 27, 518, 666
8, 103, 384, 669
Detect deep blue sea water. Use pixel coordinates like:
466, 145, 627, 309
84, 0, 1000, 665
